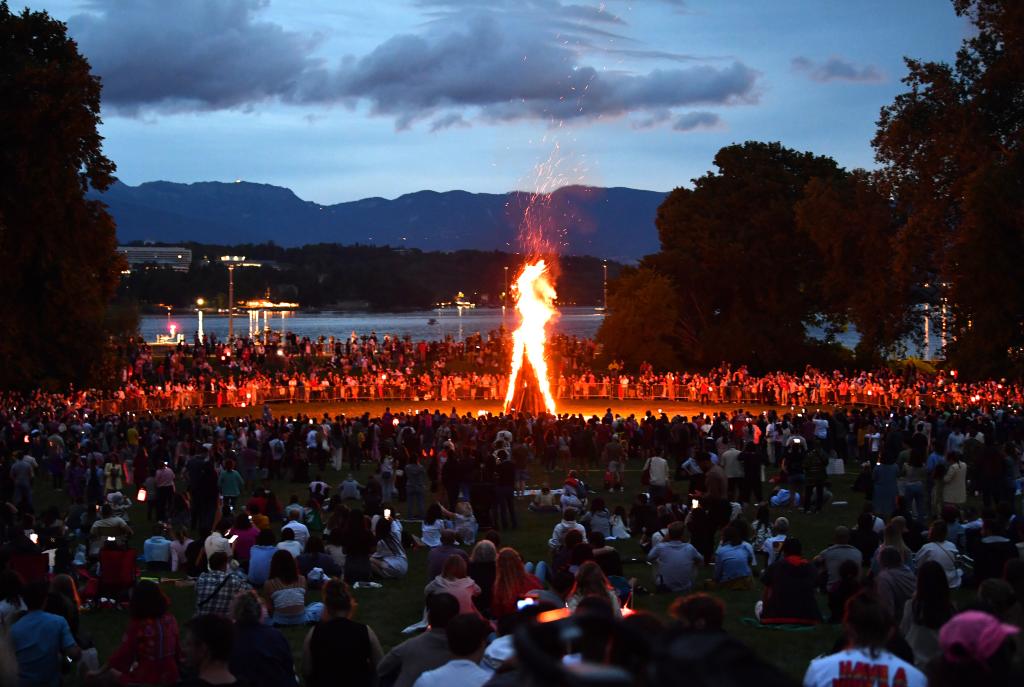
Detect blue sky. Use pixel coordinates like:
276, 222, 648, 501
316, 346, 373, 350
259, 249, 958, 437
27, 0, 968, 203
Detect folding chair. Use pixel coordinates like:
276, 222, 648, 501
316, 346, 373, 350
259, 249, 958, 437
97, 548, 137, 603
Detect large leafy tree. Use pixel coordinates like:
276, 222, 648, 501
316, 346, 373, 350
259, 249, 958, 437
596, 267, 680, 370
608, 142, 843, 369
873, 0, 1024, 375
0, 3, 121, 389
794, 171, 912, 362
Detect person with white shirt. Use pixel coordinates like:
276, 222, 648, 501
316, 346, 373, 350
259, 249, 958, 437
642, 454, 669, 500
913, 520, 962, 588
282, 511, 310, 549
804, 591, 926, 687
761, 517, 790, 567
277, 527, 303, 557
412, 613, 492, 687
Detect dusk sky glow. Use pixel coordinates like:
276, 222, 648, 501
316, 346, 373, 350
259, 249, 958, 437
26, 0, 968, 203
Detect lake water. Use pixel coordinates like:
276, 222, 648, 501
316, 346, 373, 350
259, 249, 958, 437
140, 307, 607, 342
140, 308, 937, 358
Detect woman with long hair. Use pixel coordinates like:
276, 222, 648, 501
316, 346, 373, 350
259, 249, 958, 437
872, 519, 912, 573
567, 560, 621, 616
262, 550, 322, 626
491, 547, 543, 619
424, 554, 481, 616
900, 561, 954, 667
340, 510, 375, 584
369, 515, 407, 579
87, 580, 180, 685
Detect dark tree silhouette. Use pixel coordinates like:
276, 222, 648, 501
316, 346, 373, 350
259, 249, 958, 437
873, 0, 1024, 376
0, 2, 121, 389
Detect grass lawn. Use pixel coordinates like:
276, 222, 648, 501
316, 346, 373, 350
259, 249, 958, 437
34, 401, 901, 682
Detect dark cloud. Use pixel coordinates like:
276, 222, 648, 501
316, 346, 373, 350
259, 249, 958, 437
69, 0, 322, 113
429, 113, 471, 132
791, 56, 884, 83
672, 111, 721, 131
334, 16, 757, 123
67, 0, 759, 130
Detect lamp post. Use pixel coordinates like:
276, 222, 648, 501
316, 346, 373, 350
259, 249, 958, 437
220, 255, 246, 341
196, 297, 205, 343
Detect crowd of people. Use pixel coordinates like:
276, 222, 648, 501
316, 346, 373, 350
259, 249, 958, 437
0, 331, 1023, 684
67, 330, 1024, 414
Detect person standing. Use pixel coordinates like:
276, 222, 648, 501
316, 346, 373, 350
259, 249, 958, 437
493, 449, 517, 530
404, 458, 427, 519
642, 453, 669, 502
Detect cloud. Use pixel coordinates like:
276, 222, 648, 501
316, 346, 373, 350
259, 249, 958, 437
671, 111, 721, 131
336, 17, 758, 124
429, 113, 471, 132
69, 0, 322, 113
791, 56, 884, 83
67, 0, 759, 130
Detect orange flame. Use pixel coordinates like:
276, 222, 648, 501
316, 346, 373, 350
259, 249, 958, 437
503, 259, 558, 415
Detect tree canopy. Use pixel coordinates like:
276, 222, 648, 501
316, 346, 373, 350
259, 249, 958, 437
873, 0, 1024, 376
0, 2, 121, 389
598, 141, 902, 371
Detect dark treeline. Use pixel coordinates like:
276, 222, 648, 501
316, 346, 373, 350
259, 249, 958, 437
119, 243, 622, 311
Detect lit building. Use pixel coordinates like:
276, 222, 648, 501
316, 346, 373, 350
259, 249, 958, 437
118, 246, 192, 272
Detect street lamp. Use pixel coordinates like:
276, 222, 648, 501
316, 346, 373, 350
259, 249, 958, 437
219, 256, 246, 340
196, 298, 205, 343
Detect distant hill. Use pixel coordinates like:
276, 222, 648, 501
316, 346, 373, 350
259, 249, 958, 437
91, 181, 666, 262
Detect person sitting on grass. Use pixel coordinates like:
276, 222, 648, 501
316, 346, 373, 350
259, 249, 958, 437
378, 593, 461, 687
804, 591, 925, 687
262, 549, 322, 626
87, 580, 178, 686
228, 591, 296, 687
647, 521, 704, 594
548, 507, 587, 550
669, 593, 726, 633
195, 551, 251, 617
528, 485, 559, 513
303, 579, 383, 687
276, 526, 303, 558
713, 524, 755, 590
9, 580, 81, 687
370, 515, 408, 579
757, 537, 822, 625
410, 613, 492, 687
180, 613, 244, 687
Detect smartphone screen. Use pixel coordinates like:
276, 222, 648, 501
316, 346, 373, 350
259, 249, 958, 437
384, 508, 391, 519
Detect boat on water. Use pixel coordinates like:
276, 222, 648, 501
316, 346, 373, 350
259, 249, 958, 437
435, 291, 476, 310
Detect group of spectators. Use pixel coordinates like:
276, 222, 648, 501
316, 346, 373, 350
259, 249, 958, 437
48, 330, 1024, 414
0, 331, 1023, 684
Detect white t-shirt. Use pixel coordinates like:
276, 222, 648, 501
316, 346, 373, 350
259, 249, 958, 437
803, 648, 926, 687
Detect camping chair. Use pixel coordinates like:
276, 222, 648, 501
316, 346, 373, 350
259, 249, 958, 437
8, 552, 49, 584
96, 548, 137, 603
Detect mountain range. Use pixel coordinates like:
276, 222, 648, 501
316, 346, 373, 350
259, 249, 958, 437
91, 181, 667, 261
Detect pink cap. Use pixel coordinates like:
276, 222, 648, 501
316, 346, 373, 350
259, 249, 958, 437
939, 611, 1019, 664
